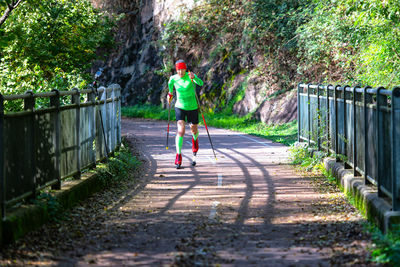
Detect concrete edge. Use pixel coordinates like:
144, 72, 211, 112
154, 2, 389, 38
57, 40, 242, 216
324, 157, 399, 233
1, 171, 103, 245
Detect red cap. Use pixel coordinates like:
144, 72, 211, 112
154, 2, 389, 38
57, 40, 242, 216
175, 61, 187, 70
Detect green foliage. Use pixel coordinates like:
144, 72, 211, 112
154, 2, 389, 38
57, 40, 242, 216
158, 0, 309, 77
321, 166, 335, 183
160, 0, 400, 110
0, 0, 115, 110
298, 0, 400, 87
288, 143, 330, 173
289, 143, 311, 164
33, 192, 62, 220
96, 144, 141, 187
369, 224, 400, 265
243, 0, 311, 53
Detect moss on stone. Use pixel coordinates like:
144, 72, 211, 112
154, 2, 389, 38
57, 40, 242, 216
2, 204, 49, 244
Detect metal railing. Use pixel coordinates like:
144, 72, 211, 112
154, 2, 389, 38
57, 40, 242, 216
298, 83, 400, 211
0, 84, 121, 218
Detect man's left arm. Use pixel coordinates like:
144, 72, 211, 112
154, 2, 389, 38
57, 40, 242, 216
193, 74, 203, 86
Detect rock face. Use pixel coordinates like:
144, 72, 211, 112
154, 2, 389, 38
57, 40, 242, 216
92, 0, 202, 106
232, 74, 297, 124
93, 0, 297, 124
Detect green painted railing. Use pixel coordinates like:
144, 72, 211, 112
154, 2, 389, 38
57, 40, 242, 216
0, 84, 121, 218
298, 83, 400, 211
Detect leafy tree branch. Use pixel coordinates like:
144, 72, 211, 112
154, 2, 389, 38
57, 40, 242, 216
0, 0, 24, 27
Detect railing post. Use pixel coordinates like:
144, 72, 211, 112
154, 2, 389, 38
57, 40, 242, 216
24, 91, 37, 198
326, 84, 332, 151
0, 94, 4, 219
363, 86, 372, 185
50, 89, 61, 190
307, 83, 311, 146
363, 86, 372, 184
101, 87, 109, 157
353, 86, 361, 176
334, 85, 340, 161
105, 87, 110, 155
297, 83, 301, 143
343, 85, 350, 166
391, 87, 400, 210
376, 87, 385, 197
72, 88, 81, 179
317, 84, 322, 150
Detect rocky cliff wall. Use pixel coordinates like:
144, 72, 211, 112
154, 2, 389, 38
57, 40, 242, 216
91, 0, 202, 105
92, 0, 297, 124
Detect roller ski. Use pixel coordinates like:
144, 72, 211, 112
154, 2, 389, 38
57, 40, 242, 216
191, 137, 199, 166
191, 153, 197, 166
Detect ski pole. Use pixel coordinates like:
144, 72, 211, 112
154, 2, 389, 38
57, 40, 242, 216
166, 99, 171, 150
189, 71, 217, 161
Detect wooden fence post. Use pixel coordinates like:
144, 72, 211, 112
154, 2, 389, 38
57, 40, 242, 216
50, 90, 61, 190
88, 87, 97, 167
24, 91, 36, 198
110, 86, 115, 155
72, 88, 81, 179
117, 86, 121, 146
101, 87, 109, 157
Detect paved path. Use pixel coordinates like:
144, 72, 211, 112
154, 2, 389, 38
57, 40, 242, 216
85, 117, 368, 266
0, 117, 376, 266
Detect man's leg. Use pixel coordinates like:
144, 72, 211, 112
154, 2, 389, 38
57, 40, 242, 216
190, 123, 199, 166
175, 120, 185, 167
190, 123, 199, 153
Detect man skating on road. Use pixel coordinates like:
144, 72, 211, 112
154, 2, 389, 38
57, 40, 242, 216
167, 59, 204, 169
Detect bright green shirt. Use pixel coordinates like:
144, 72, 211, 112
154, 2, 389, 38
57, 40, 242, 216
168, 73, 203, 110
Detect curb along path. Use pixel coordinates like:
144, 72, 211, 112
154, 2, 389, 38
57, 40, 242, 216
0, 118, 379, 266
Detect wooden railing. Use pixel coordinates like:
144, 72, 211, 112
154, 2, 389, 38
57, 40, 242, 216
0, 84, 121, 218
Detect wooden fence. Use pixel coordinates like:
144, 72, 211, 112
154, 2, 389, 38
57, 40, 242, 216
298, 83, 400, 211
0, 84, 121, 218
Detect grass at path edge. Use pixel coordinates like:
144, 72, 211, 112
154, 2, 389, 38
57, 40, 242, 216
121, 104, 297, 146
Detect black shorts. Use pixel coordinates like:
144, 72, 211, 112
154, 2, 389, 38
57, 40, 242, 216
175, 107, 199, 124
